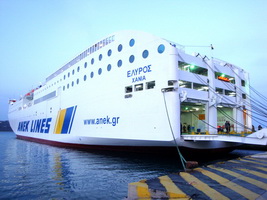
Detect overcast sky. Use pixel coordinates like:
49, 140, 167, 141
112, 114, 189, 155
1, 0, 267, 121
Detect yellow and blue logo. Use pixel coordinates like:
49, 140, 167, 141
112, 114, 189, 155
54, 106, 77, 134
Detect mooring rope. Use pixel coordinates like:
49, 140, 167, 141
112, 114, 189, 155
162, 91, 187, 171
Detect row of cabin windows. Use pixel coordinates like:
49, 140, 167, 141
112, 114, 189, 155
35, 39, 166, 95
178, 61, 246, 86
216, 87, 246, 98
125, 81, 156, 93
179, 80, 209, 91
179, 80, 246, 98
215, 87, 236, 97
63, 43, 166, 82
46, 35, 115, 82
61, 42, 166, 92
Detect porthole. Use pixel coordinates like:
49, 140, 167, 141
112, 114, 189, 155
91, 58, 94, 65
98, 68, 102, 75
99, 54, 102, 61
72, 69, 75, 75
129, 55, 135, 63
76, 79, 79, 84
84, 62, 87, 68
129, 39, 135, 47
118, 44, 123, 52
158, 44, 165, 54
142, 50, 149, 59
107, 64, 112, 71
84, 75, 87, 81
117, 60, 122, 67
72, 81, 74, 87
90, 72, 94, 78
107, 49, 112, 56
77, 66, 80, 72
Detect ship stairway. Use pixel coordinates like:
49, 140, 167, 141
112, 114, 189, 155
181, 128, 267, 146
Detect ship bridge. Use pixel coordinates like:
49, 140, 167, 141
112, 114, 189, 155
181, 128, 267, 146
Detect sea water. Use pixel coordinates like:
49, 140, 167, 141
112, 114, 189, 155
0, 132, 263, 199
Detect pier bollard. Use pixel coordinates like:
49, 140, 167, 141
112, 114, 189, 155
186, 161, 198, 170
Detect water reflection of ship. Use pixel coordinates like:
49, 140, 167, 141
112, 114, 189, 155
52, 153, 65, 186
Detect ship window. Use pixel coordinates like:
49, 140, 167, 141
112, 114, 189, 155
84, 75, 87, 81
107, 64, 112, 71
107, 49, 112, 56
178, 61, 208, 76
72, 81, 74, 87
215, 72, 235, 84
129, 39, 135, 47
179, 80, 192, 88
118, 44, 123, 52
216, 87, 223, 94
90, 72, 94, 78
72, 69, 75, 75
142, 50, 149, 59
67, 84, 69, 89
135, 83, 143, 91
63, 86, 65, 91
146, 81, 155, 89
64, 75, 66, 80
225, 89, 236, 97
68, 72, 70, 77
99, 54, 102, 61
193, 83, 208, 91
84, 62, 87, 68
77, 66, 80, 72
76, 79, 79, 85
91, 58, 94, 65
158, 44, 165, 54
125, 94, 132, 98
168, 80, 177, 86
98, 68, 102, 75
129, 55, 135, 63
241, 79, 246, 87
125, 86, 132, 93
117, 60, 122, 67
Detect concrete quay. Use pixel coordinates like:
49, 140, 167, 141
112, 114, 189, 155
126, 152, 267, 200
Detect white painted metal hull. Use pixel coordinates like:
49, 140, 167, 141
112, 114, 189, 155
8, 30, 266, 151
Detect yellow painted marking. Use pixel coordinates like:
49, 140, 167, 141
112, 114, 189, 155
227, 160, 267, 178
131, 182, 151, 199
159, 175, 188, 198
228, 159, 265, 167
237, 168, 267, 179
245, 157, 267, 165
208, 165, 267, 190
247, 157, 267, 161
54, 111, 60, 134
256, 167, 267, 172
195, 168, 259, 200
180, 171, 229, 200
237, 158, 267, 166
54, 109, 66, 134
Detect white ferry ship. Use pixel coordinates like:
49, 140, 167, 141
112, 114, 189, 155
8, 30, 267, 152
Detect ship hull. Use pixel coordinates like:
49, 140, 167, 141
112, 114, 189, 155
16, 134, 238, 156
8, 30, 253, 153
